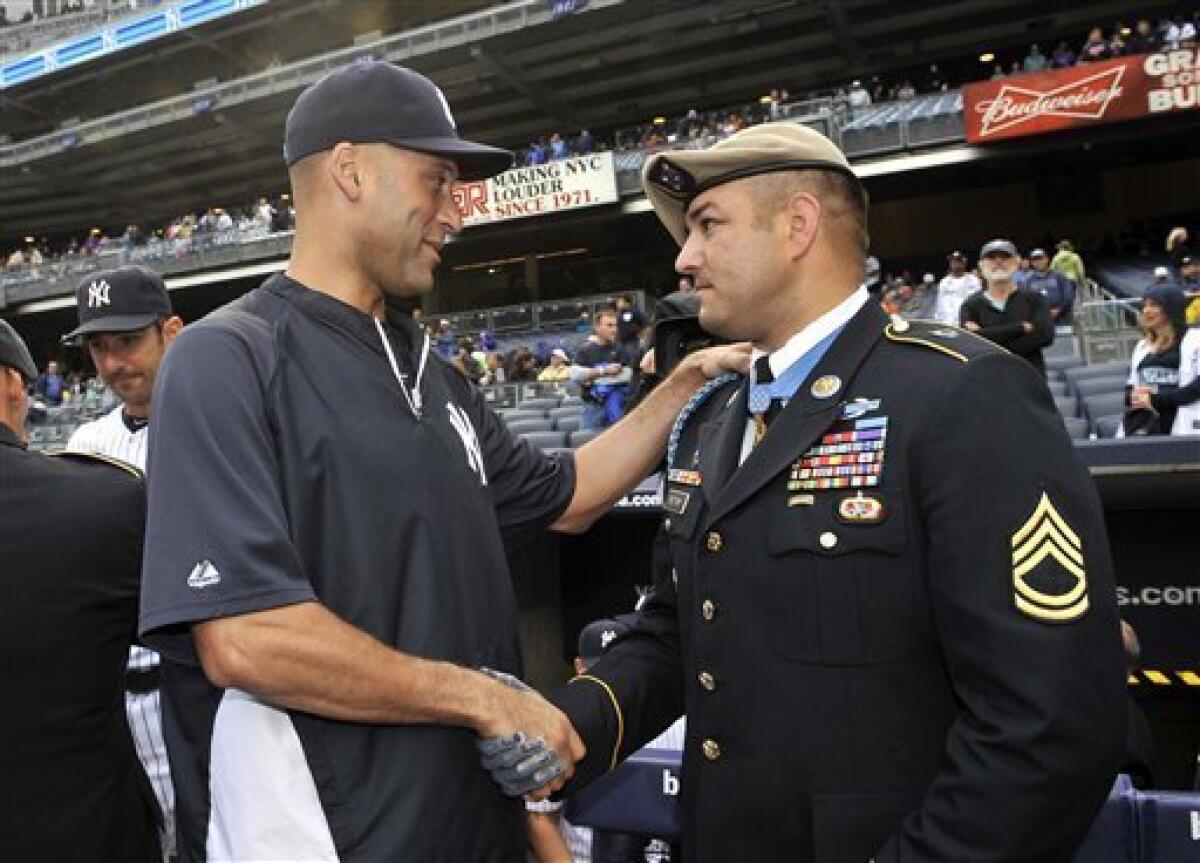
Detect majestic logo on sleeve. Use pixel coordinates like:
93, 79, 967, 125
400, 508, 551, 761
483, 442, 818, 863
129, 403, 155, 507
1011, 492, 1088, 623
975, 66, 1125, 137
87, 279, 111, 308
187, 560, 221, 589
447, 402, 488, 487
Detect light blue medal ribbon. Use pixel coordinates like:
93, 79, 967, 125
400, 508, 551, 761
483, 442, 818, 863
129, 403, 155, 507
747, 329, 843, 414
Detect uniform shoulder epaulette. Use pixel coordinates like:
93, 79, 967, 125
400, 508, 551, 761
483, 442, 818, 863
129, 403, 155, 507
667, 372, 740, 469
48, 450, 144, 480
883, 317, 1002, 364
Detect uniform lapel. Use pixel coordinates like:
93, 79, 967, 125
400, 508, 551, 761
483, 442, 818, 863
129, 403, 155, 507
697, 378, 748, 507
707, 301, 889, 525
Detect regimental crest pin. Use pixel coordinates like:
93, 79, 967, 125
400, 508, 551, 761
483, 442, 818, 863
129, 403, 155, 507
811, 375, 842, 399
1010, 492, 1088, 624
836, 492, 885, 524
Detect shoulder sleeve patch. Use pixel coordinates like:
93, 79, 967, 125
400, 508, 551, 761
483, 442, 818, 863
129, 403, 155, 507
884, 317, 1001, 364
48, 450, 144, 481
667, 372, 741, 469
1011, 491, 1088, 623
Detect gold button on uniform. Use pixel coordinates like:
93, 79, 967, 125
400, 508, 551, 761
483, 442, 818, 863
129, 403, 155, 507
819, 531, 839, 549
701, 599, 716, 621
705, 531, 724, 552
698, 671, 716, 691
702, 738, 722, 761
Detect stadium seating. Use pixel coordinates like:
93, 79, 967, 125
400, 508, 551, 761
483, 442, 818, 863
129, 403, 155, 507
506, 418, 554, 435
549, 406, 581, 421
1074, 376, 1129, 398
1054, 395, 1079, 417
502, 408, 548, 422
1134, 791, 1200, 862
1061, 416, 1089, 440
1084, 393, 1128, 425
570, 429, 601, 448
1046, 355, 1086, 376
1095, 415, 1123, 439
520, 397, 561, 411
520, 431, 568, 451
1065, 360, 1130, 383
554, 416, 582, 434
1046, 379, 1069, 397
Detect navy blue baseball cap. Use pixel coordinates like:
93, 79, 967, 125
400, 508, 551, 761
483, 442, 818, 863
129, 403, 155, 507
283, 60, 513, 180
578, 614, 637, 663
63, 265, 172, 344
0, 319, 37, 381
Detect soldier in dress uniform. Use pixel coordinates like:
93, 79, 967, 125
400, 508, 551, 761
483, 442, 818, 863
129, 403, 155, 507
549, 123, 1126, 862
0, 320, 160, 861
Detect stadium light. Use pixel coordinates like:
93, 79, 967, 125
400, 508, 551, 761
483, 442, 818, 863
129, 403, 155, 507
1120, 26, 1132, 36
979, 52, 995, 63
760, 95, 773, 104
24, 236, 35, 244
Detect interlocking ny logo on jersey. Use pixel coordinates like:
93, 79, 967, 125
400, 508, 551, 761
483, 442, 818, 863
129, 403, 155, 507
187, 560, 221, 589
87, 279, 111, 308
447, 402, 487, 486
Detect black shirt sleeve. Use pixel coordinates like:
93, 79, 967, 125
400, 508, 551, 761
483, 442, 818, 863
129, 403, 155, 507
140, 325, 316, 660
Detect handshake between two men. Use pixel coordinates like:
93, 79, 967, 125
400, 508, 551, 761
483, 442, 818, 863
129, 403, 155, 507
474, 667, 583, 800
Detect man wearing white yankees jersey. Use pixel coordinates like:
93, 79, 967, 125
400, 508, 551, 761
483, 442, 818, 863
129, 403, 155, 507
64, 264, 182, 857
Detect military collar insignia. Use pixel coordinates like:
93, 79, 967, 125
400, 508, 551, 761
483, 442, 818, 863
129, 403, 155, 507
668, 468, 702, 487
1011, 491, 1089, 624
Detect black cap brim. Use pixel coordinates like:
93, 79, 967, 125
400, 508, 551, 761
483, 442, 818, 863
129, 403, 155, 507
391, 136, 513, 181
62, 313, 161, 345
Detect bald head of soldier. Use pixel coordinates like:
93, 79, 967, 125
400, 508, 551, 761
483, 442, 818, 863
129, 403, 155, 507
282, 61, 512, 313
643, 123, 869, 352
0, 320, 35, 439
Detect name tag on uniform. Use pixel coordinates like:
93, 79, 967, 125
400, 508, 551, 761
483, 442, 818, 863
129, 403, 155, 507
664, 488, 691, 515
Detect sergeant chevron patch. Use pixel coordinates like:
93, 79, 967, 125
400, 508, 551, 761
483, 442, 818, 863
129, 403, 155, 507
1011, 492, 1088, 623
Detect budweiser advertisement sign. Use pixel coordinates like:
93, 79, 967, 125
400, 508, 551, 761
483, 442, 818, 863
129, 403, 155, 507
964, 49, 1200, 143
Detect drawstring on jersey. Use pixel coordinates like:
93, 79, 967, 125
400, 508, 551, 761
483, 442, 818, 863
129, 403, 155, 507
374, 316, 429, 420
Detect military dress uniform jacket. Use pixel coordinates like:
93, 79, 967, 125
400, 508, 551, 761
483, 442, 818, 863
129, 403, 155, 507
553, 301, 1126, 862
0, 425, 161, 862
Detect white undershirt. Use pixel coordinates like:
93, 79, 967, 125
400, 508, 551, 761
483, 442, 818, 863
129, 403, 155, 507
740, 288, 870, 464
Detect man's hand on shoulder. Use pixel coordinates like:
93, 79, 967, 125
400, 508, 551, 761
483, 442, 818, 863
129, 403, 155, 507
672, 342, 752, 384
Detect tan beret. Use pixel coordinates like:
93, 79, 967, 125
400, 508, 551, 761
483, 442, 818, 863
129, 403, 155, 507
642, 122, 857, 246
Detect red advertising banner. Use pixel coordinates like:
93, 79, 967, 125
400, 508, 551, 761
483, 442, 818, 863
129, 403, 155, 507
963, 49, 1200, 143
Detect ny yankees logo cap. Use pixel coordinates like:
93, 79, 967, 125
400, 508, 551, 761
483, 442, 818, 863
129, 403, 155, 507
63, 265, 173, 344
283, 60, 513, 181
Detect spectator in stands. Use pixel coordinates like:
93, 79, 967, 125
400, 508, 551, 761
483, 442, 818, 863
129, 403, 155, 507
34, 359, 66, 406
572, 308, 630, 430
847, 80, 871, 111
960, 239, 1054, 374
508, 346, 538, 382
1023, 43, 1049, 72
676, 109, 703, 141
1051, 41, 1077, 68
1179, 255, 1199, 291
1078, 27, 1111, 63
895, 80, 916, 101
1120, 621, 1157, 789
1127, 19, 1159, 54
990, 64, 1006, 80
614, 294, 647, 360
548, 132, 569, 161
1051, 239, 1087, 293
434, 319, 457, 357
1108, 28, 1127, 57
1151, 265, 1174, 288
576, 128, 595, 155
480, 351, 507, 385
1022, 248, 1076, 326
1124, 286, 1200, 435
525, 139, 548, 166
934, 251, 981, 326
537, 348, 571, 382
925, 63, 947, 92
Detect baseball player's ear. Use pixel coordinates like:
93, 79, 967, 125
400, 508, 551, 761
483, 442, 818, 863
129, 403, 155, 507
328, 143, 363, 202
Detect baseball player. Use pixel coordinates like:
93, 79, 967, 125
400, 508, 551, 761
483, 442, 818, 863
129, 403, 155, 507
64, 264, 183, 855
